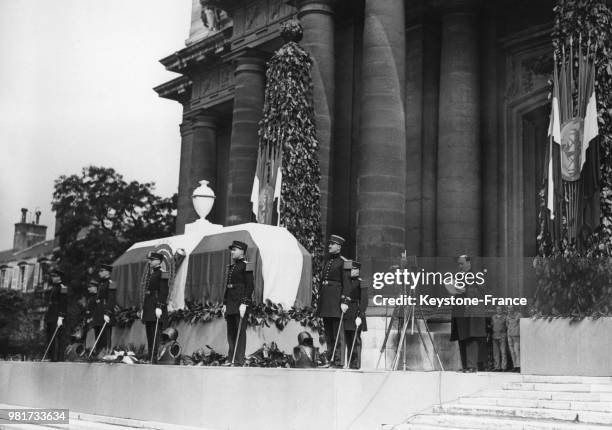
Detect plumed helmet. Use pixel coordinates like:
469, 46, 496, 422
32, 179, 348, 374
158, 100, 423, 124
297, 331, 313, 346
161, 327, 179, 342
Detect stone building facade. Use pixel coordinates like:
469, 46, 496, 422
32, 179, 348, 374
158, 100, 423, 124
155, 0, 557, 298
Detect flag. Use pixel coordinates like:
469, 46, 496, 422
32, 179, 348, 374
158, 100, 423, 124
251, 144, 282, 225
547, 61, 562, 220
581, 66, 598, 172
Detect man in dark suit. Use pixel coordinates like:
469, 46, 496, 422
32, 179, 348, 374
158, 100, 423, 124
223, 240, 254, 366
342, 260, 368, 369
44, 269, 68, 361
141, 252, 168, 363
449, 255, 487, 372
318, 234, 352, 366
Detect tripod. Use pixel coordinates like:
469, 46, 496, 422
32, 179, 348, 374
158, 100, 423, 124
376, 258, 444, 371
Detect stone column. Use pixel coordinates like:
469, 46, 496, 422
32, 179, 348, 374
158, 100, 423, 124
436, 1, 481, 257
176, 113, 219, 233
176, 119, 195, 234
190, 113, 218, 221
356, 0, 406, 276
297, 0, 334, 239
226, 54, 265, 225
405, 7, 425, 256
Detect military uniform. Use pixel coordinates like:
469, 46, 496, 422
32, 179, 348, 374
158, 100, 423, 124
342, 263, 368, 369
318, 235, 351, 365
87, 276, 116, 352
45, 271, 68, 362
224, 240, 254, 365
141, 253, 169, 362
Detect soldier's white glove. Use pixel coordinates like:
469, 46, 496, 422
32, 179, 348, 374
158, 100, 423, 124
340, 303, 348, 313
57, 317, 64, 327
137, 310, 143, 320
355, 317, 362, 327
103, 315, 111, 324
222, 305, 226, 316
239, 303, 247, 318
155, 308, 162, 319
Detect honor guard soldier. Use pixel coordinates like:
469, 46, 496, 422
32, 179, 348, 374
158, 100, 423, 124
141, 252, 169, 363
317, 234, 351, 367
223, 240, 254, 366
342, 261, 368, 369
44, 269, 68, 361
88, 263, 116, 352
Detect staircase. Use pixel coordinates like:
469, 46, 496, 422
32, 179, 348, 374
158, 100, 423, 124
395, 375, 612, 429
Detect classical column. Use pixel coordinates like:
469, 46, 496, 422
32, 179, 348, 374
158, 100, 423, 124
405, 6, 425, 256
190, 113, 218, 221
421, 16, 441, 257
356, 0, 406, 276
226, 54, 265, 225
436, 1, 481, 257
176, 119, 195, 234
297, 0, 334, 239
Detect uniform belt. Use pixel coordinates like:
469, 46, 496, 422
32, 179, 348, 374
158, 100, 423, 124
226, 283, 245, 289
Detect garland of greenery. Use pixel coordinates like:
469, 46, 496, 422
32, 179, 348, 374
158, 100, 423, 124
257, 20, 324, 306
533, 0, 612, 319
113, 300, 323, 334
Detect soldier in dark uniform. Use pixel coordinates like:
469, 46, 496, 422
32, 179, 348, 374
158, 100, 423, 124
44, 269, 68, 361
87, 263, 116, 352
449, 255, 487, 372
317, 234, 351, 366
141, 252, 169, 363
342, 260, 368, 369
223, 240, 254, 366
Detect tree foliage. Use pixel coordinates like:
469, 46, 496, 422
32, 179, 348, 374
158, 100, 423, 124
258, 20, 324, 306
52, 166, 176, 295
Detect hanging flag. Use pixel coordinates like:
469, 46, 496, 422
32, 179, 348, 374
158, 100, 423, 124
273, 166, 282, 226
547, 68, 562, 219
251, 141, 282, 225
581, 64, 599, 172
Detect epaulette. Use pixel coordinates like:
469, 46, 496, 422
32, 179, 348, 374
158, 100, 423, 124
245, 261, 255, 272
161, 271, 170, 280
343, 259, 353, 270
60, 284, 68, 294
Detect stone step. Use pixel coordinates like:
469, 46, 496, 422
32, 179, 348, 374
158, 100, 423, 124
399, 413, 611, 430
504, 382, 612, 393
434, 403, 612, 425
521, 376, 612, 385
478, 389, 612, 402
458, 396, 612, 412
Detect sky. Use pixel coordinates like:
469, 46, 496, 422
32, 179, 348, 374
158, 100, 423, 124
0, 1, 192, 250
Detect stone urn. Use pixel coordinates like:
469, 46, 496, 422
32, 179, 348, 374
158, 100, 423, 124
192, 180, 215, 220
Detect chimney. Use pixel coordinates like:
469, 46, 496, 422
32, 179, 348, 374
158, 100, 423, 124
14, 208, 48, 251
35, 210, 41, 225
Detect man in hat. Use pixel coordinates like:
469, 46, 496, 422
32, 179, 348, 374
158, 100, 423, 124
141, 252, 169, 363
342, 260, 368, 369
44, 269, 68, 361
318, 234, 352, 366
87, 263, 116, 353
223, 240, 254, 366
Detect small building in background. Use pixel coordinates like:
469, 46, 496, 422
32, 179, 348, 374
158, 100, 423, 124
0, 209, 55, 331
